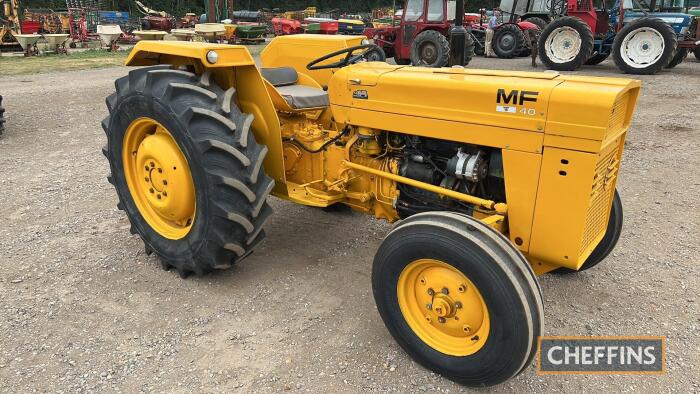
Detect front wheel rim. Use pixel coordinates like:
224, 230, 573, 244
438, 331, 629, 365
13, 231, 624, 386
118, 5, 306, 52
122, 117, 196, 240
620, 27, 665, 68
397, 259, 490, 356
545, 26, 582, 63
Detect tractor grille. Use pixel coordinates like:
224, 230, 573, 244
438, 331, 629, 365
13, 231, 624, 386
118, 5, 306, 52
606, 93, 629, 139
579, 143, 620, 257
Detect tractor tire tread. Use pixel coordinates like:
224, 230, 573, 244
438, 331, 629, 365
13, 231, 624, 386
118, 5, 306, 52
492, 23, 526, 59
103, 66, 273, 276
410, 30, 450, 67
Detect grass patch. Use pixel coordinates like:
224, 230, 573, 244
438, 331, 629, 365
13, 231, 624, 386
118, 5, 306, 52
0, 49, 131, 75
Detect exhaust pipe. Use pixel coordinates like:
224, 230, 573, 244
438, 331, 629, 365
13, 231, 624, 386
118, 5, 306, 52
449, 0, 467, 66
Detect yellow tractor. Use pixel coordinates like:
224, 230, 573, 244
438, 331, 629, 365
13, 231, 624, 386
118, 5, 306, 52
102, 34, 639, 386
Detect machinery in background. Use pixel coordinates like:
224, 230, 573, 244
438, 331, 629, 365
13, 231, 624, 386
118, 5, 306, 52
471, 0, 542, 58
363, 0, 476, 67
1, 0, 22, 52
538, 0, 694, 73
135, 0, 174, 31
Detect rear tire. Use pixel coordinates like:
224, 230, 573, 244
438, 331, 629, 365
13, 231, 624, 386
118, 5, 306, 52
538, 16, 593, 71
665, 48, 688, 68
492, 24, 525, 59
694, 47, 700, 61
554, 190, 623, 273
612, 17, 677, 74
410, 30, 450, 67
373, 212, 543, 387
103, 66, 274, 277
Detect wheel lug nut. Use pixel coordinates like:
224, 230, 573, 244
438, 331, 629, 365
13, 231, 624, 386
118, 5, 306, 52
427, 288, 435, 296
157, 194, 162, 199
462, 324, 471, 333
150, 162, 155, 168
144, 166, 149, 171
149, 188, 154, 194
441, 287, 449, 295
162, 180, 168, 185
158, 168, 162, 173
163, 191, 167, 196
455, 301, 462, 309
426, 303, 432, 310
144, 177, 149, 182
438, 317, 446, 324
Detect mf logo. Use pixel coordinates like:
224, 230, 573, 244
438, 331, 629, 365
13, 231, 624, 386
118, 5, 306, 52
497, 89, 539, 105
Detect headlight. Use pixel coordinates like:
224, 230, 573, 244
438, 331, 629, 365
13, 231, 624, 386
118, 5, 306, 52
206, 50, 219, 64
361, 38, 370, 45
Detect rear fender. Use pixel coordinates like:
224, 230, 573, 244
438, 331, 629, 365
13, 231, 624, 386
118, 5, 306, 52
125, 41, 288, 193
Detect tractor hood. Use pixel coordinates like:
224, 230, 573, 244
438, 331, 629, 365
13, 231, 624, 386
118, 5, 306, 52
625, 12, 692, 28
329, 63, 640, 153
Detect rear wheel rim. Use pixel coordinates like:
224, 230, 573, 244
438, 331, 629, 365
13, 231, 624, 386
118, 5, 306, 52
397, 259, 490, 356
545, 26, 582, 63
620, 27, 665, 68
122, 117, 196, 240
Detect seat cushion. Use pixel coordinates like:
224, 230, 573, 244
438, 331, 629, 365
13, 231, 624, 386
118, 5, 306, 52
276, 85, 330, 109
260, 67, 298, 87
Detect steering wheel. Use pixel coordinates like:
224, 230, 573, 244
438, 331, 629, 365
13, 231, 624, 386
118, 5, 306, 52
307, 44, 386, 70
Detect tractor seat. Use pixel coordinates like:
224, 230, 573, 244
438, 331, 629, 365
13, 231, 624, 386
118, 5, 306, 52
260, 67, 330, 110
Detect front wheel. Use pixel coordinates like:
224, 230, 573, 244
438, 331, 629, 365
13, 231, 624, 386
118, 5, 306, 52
372, 212, 543, 387
665, 48, 688, 68
612, 17, 677, 75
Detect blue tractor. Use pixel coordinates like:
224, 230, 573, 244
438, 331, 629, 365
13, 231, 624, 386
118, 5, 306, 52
538, 0, 695, 73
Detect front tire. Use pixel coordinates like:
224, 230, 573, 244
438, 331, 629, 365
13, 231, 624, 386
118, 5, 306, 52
612, 17, 677, 75
372, 212, 543, 387
410, 30, 450, 67
538, 16, 594, 71
492, 24, 525, 59
103, 66, 274, 277
665, 48, 688, 68
585, 51, 609, 65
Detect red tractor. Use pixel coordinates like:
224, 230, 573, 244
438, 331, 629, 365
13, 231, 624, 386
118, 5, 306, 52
364, 0, 476, 67
470, 7, 541, 58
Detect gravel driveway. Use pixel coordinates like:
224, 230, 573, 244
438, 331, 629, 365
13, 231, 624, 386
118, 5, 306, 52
0, 56, 698, 392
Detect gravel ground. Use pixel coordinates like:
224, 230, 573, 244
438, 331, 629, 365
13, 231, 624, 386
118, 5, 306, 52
0, 55, 698, 393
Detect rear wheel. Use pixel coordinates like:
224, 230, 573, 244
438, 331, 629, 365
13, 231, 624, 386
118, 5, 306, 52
612, 17, 677, 74
492, 24, 525, 59
373, 212, 543, 387
665, 48, 688, 68
554, 190, 623, 273
539, 16, 594, 71
103, 66, 274, 277
410, 30, 450, 67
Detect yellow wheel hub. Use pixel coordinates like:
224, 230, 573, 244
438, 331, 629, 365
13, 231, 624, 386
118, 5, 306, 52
397, 259, 490, 356
122, 117, 195, 240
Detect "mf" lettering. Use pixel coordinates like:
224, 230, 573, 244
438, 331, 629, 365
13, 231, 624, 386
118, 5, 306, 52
496, 89, 539, 105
